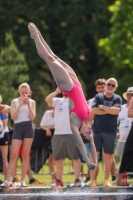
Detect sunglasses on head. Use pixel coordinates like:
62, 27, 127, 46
127, 93, 133, 97
107, 83, 116, 88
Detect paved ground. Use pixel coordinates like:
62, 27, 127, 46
0, 186, 133, 200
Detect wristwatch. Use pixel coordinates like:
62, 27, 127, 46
99, 105, 103, 110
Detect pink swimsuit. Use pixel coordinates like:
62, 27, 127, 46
61, 76, 91, 122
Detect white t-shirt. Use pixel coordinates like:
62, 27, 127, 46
52, 97, 72, 135
118, 104, 133, 142
0, 120, 3, 132
88, 98, 95, 110
40, 110, 54, 127
14, 98, 34, 123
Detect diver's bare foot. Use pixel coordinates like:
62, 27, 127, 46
28, 23, 38, 39
30, 23, 42, 39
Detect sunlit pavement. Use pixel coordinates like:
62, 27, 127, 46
0, 186, 133, 200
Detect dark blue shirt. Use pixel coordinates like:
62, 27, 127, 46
92, 93, 122, 134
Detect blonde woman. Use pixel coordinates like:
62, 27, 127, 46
1, 83, 36, 187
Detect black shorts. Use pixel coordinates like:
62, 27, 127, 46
94, 131, 116, 154
12, 121, 34, 140
0, 132, 10, 146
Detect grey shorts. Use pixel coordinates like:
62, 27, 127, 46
12, 121, 34, 141
94, 131, 116, 154
52, 134, 81, 160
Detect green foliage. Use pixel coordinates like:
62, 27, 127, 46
0, 32, 29, 105
2, 0, 132, 124
101, 0, 133, 94
0, 0, 114, 101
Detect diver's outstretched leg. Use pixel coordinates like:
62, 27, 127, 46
29, 22, 78, 80
28, 23, 73, 91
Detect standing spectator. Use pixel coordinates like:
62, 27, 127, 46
0, 94, 11, 115
86, 78, 106, 185
116, 88, 133, 186
1, 82, 36, 187
0, 95, 10, 183
116, 87, 133, 161
40, 107, 55, 187
88, 79, 106, 111
90, 78, 122, 187
45, 88, 82, 188
87, 78, 117, 186
11, 144, 43, 186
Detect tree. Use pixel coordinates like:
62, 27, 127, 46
100, 0, 133, 94
0, 0, 114, 100
0, 33, 29, 105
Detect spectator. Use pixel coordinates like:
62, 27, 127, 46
40, 107, 55, 187
0, 95, 10, 183
12, 144, 43, 186
1, 82, 36, 188
86, 78, 106, 185
116, 88, 133, 186
0, 94, 11, 115
45, 88, 82, 188
87, 78, 117, 186
90, 78, 122, 187
116, 87, 133, 161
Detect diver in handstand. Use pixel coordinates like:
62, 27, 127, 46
28, 22, 97, 170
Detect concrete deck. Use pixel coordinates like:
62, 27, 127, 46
0, 186, 133, 200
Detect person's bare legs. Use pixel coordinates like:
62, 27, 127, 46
56, 160, 63, 181
89, 152, 99, 182
111, 156, 116, 180
27, 160, 33, 180
21, 138, 33, 181
28, 23, 74, 92
73, 159, 81, 180
28, 23, 96, 170
6, 140, 22, 180
117, 173, 123, 185
29, 23, 78, 80
0, 146, 9, 179
48, 153, 55, 181
104, 153, 113, 179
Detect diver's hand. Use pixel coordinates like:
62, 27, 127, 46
88, 163, 97, 170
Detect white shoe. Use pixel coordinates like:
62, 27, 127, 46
1, 180, 10, 188
51, 181, 56, 188
21, 181, 28, 187
70, 167, 75, 173
12, 182, 21, 187
17, 182, 21, 187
